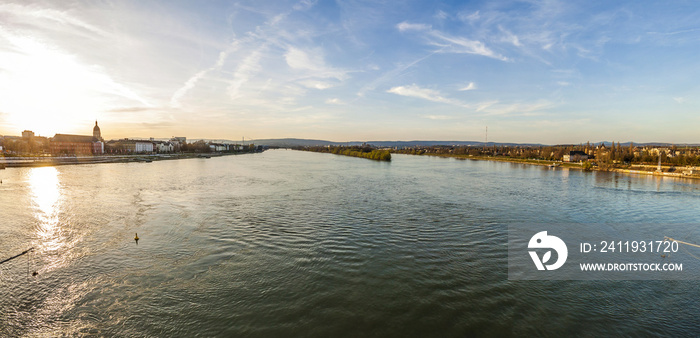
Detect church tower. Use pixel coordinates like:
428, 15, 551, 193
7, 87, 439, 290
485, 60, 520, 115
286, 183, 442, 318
93, 120, 102, 141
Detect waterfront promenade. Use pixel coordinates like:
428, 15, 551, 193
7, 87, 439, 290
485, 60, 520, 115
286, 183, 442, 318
0, 153, 238, 168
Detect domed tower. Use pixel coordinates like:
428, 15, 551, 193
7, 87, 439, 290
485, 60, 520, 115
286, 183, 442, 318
93, 120, 102, 141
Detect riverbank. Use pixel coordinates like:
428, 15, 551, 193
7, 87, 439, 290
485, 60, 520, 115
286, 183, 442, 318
0, 151, 259, 168
414, 153, 700, 180
297, 146, 391, 161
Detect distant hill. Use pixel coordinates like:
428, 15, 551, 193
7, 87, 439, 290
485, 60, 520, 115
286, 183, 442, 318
109, 137, 699, 148
252, 138, 342, 147
567, 141, 700, 147
364, 140, 544, 147
252, 138, 545, 148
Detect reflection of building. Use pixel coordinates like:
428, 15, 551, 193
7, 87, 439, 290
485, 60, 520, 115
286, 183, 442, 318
50, 121, 104, 155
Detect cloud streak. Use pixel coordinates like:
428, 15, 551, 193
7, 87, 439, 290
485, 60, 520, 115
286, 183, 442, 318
388, 84, 552, 117
396, 21, 508, 61
460, 82, 477, 91
170, 43, 238, 108
284, 47, 349, 81
387, 84, 469, 107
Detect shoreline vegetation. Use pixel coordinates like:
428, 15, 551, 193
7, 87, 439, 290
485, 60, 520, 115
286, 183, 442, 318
296, 146, 391, 161
0, 150, 262, 168
392, 146, 700, 180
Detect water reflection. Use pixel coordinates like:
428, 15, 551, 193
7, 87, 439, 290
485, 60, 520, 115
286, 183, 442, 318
28, 167, 63, 253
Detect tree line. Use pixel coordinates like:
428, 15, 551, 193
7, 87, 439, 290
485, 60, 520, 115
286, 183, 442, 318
393, 143, 700, 167
298, 146, 391, 161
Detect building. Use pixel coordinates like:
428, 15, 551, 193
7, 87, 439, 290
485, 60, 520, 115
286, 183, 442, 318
51, 134, 104, 155
154, 141, 174, 153
106, 139, 154, 153
93, 121, 103, 141
22, 130, 35, 138
171, 137, 186, 143
50, 121, 104, 155
209, 143, 229, 152
169, 137, 187, 152
562, 150, 588, 162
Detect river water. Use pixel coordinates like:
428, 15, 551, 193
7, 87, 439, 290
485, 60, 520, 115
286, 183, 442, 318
1, 150, 700, 336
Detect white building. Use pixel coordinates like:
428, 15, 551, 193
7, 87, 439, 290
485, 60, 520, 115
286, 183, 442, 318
155, 141, 174, 153
134, 141, 153, 153
209, 143, 229, 152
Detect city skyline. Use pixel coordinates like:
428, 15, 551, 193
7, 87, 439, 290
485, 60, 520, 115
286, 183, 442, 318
1, 1, 699, 143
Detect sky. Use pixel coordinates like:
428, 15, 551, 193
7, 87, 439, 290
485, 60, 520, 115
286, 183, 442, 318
0, 0, 699, 143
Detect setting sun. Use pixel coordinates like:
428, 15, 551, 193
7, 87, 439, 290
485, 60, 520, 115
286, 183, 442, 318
0, 32, 149, 137
0, 35, 102, 135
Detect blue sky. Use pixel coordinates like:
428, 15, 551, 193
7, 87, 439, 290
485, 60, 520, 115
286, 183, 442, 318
0, 0, 699, 143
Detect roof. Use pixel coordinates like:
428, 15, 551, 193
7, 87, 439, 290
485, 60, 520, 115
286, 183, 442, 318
569, 150, 587, 156
52, 134, 98, 143
107, 139, 153, 144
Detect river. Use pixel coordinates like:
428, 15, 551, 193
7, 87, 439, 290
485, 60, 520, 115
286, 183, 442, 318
1, 149, 699, 336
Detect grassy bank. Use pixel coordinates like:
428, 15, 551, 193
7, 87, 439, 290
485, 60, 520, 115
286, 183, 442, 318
299, 146, 391, 161
405, 153, 700, 180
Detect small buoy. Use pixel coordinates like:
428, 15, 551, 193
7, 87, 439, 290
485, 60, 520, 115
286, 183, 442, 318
32, 271, 38, 276
134, 233, 139, 244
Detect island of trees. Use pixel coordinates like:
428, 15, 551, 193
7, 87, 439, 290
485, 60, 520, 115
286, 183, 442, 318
297, 145, 391, 161
391, 142, 700, 177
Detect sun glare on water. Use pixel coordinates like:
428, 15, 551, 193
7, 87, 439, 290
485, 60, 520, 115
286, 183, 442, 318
28, 167, 63, 252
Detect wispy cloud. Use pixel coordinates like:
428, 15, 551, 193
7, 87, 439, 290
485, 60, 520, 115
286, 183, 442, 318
171, 43, 239, 108
396, 22, 431, 32
357, 51, 437, 96
107, 106, 154, 113
479, 101, 553, 116
284, 47, 348, 81
499, 26, 522, 47
293, 0, 318, 11
434, 10, 448, 21
423, 115, 453, 120
299, 80, 335, 89
396, 21, 508, 61
0, 30, 151, 106
458, 10, 480, 23
459, 82, 477, 91
387, 83, 552, 117
387, 84, 468, 107
325, 98, 344, 105
388, 85, 446, 102
475, 101, 498, 112
0, 3, 111, 39
228, 47, 266, 99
